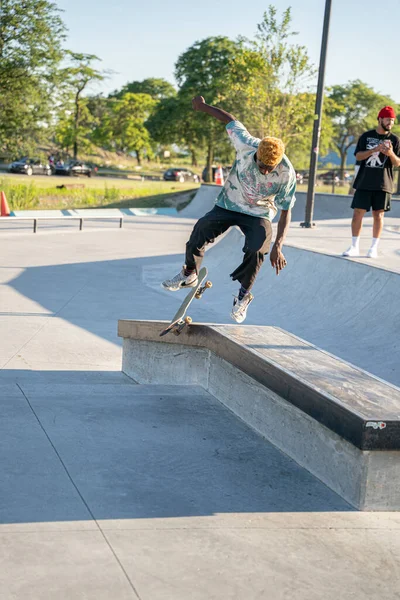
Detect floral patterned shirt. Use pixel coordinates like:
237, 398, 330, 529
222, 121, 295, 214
215, 121, 297, 220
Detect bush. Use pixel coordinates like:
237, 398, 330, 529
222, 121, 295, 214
0, 179, 40, 210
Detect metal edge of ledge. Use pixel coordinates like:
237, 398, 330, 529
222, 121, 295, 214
117, 319, 400, 451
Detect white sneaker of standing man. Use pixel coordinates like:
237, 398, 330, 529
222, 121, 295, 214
342, 237, 360, 257
367, 238, 380, 258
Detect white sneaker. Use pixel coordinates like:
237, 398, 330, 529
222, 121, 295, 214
367, 247, 378, 258
231, 292, 254, 324
161, 266, 198, 291
342, 246, 360, 257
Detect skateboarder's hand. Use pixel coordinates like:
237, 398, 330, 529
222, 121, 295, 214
192, 96, 206, 111
270, 244, 287, 275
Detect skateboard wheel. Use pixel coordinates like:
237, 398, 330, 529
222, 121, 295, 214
205, 280, 212, 288
185, 316, 192, 324
195, 292, 201, 299
173, 329, 180, 336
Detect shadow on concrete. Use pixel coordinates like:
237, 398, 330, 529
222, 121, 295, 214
0, 372, 354, 524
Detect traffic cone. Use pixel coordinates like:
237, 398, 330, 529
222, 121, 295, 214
214, 166, 224, 186
0, 191, 10, 216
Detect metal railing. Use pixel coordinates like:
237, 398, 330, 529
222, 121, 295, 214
2, 215, 123, 233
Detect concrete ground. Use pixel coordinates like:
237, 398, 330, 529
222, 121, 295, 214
1, 203, 400, 598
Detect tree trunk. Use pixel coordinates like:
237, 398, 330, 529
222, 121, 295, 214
135, 150, 141, 166
205, 143, 214, 183
190, 148, 198, 167
73, 92, 80, 160
339, 150, 347, 181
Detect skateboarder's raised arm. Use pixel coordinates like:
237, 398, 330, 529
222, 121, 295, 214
192, 96, 236, 124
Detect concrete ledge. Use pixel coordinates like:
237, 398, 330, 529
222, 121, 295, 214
118, 320, 400, 510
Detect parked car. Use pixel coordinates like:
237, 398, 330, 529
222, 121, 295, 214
163, 168, 200, 183
8, 157, 52, 176
296, 170, 309, 183
54, 160, 92, 177
317, 170, 341, 185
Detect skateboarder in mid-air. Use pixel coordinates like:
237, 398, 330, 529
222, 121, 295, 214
162, 95, 297, 323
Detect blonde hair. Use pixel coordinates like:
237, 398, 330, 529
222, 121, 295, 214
257, 137, 285, 167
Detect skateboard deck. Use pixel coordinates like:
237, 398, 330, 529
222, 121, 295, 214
160, 267, 212, 337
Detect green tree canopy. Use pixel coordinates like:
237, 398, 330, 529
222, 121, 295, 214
111, 78, 176, 101
327, 80, 400, 176
146, 95, 205, 166
56, 52, 105, 159
103, 93, 157, 164
174, 36, 240, 179
227, 6, 317, 152
0, 0, 66, 157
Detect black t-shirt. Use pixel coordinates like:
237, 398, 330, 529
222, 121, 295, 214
353, 129, 400, 193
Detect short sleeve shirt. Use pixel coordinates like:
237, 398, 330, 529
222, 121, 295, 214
215, 121, 297, 221
353, 129, 400, 193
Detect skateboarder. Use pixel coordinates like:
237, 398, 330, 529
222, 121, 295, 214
162, 95, 297, 323
343, 106, 400, 258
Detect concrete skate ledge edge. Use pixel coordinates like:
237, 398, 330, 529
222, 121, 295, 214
118, 319, 400, 510
118, 319, 400, 452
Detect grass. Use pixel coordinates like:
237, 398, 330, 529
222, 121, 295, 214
79, 147, 200, 175
297, 183, 353, 195
0, 175, 199, 211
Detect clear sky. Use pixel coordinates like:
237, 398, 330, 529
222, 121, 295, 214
55, 0, 400, 102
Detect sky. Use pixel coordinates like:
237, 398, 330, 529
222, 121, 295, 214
55, 0, 400, 102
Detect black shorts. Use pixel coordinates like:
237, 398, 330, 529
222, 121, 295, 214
351, 190, 391, 212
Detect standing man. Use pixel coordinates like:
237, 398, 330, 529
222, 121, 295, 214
343, 106, 400, 258
162, 95, 297, 324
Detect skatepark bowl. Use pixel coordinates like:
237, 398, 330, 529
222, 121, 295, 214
2, 184, 400, 599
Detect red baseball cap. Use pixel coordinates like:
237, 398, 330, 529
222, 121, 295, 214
378, 106, 396, 119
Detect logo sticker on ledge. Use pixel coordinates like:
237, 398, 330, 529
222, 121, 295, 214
366, 421, 387, 430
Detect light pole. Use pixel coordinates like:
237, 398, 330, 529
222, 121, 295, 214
301, 0, 333, 228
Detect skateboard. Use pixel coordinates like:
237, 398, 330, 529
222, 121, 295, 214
160, 266, 212, 337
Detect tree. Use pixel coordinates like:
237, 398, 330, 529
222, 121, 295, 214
327, 80, 400, 178
85, 95, 113, 149
111, 78, 176, 101
146, 95, 203, 166
175, 36, 240, 180
0, 0, 66, 157
57, 52, 105, 159
104, 93, 157, 165
227, 7, 317, 145
55, 97, 99, 156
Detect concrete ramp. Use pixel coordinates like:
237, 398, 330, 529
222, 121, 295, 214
292, 192, 400, 222
181, 185, 400, 222
208, 228, 400, 385
180, 184, 221, 218
145, 227, 400, 387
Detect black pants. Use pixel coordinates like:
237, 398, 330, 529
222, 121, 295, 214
185, 205, 272, 291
